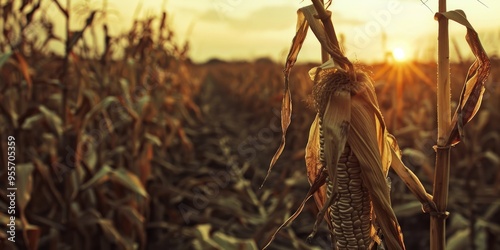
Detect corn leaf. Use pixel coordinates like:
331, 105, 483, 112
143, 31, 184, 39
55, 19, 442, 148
261, 165, 327, 250
14, 52, 32, 99
264, 4, 344, 187
111, 168, 149, 198
262, 115, 328, 249
262, 5, 309, 187
434, 10, 491, 146
387, 134, 436, 213
82, 96, 119, 130
80, 165, 148, 198
80, 165, 113, 191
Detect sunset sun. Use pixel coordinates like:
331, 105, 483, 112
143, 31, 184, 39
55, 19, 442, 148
392, 47, 406, 62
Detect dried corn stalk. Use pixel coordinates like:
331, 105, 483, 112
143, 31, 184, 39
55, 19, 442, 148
431, 9, 491, 249
262, 3, 436, 250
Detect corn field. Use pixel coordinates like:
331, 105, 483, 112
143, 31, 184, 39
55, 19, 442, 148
0, 1, 499, 250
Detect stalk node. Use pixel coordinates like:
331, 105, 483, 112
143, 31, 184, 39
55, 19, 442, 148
430, 211, 450, 219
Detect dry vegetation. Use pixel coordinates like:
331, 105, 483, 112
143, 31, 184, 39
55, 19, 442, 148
0, 1, 499, 250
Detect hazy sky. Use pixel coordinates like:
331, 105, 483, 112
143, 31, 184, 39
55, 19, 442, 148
48, 0, 500, 63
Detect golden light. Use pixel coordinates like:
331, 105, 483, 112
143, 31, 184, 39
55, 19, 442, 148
392, 47, 406, 62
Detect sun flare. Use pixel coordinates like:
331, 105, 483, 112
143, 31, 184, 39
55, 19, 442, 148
392, 47, 406, 62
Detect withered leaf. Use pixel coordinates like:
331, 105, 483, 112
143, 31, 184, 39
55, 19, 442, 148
434, 10, 491, 146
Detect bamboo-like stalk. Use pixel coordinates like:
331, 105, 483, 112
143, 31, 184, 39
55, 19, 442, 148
431, 0, 451, 249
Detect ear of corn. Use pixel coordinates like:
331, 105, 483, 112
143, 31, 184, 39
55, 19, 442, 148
306, 69, 351, 240
306, 69, 405, 249
263, 3, 438, 250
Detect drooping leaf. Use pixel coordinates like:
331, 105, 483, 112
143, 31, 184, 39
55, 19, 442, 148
261, 7, 308, 187
39, 105, 63, 137
82, 96, 118, 129
79, 165, 148, 198
387, 135, 436, 213
261, 168, 327, 250
17, 163, 34, 220
80, 165, 113, 191
20, 106, 62, 138
434, 10, 491, 146
110, 168, 149, 198
14, 52, 33, 99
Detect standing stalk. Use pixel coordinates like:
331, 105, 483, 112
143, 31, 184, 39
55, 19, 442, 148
431, 0, 451, 249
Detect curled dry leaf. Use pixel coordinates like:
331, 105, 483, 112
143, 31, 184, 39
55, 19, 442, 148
433, 10, 492, 146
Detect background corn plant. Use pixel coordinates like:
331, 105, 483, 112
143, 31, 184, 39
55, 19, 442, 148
0, 0, 499, 250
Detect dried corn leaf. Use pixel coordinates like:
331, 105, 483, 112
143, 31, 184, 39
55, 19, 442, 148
79, 165, 112, 190
17, 163, 34, 220
434, 10, 491, 146
265, 4, 352, 187
387, 135, 436, 213
82, 96, 118, 129
81, 165, 148, 198
262, 7, 308, 187
261, 167, 326, 250
14, 51, 32, 99
38, 106, 63, 137
112, 168, 148, 198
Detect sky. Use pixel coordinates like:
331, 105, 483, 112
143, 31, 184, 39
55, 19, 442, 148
43, 0, 500, 63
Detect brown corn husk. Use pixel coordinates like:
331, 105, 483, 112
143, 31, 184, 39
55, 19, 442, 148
262, 3, 437, 250
307, 69, 405, 249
